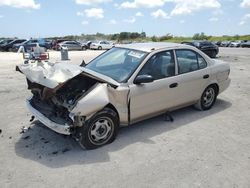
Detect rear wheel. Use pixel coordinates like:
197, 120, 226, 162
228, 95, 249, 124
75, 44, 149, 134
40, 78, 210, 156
78, 108, 119, 149
195, 85, 217, 111
210, 51, 217, 58
98, 46, 102, 50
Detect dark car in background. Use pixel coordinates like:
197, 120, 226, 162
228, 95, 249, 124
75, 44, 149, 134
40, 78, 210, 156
212, 41, 221, 46
0, 39, 15, 48
12, 39, 50, 52
0, 39, 27, 51
0, 39, 7, 45
181, 41, 219, 58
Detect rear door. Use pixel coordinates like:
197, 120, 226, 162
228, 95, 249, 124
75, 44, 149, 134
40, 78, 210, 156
172, 49, 210, 105
70, 41, 80, 50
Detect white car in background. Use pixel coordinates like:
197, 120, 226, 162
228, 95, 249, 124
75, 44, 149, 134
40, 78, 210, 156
90, 41, 114, 50
229, 41, 243, 48
17, 42, 231, 149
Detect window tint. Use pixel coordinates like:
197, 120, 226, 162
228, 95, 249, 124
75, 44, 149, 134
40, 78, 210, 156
176, 50, 199, 74
31, 40, 38, 43
16, 40, 25, 43
138, 51, 175, 80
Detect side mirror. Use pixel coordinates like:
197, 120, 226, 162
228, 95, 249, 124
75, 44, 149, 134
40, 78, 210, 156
80, 60, 86, 67
134, 75, 154, 85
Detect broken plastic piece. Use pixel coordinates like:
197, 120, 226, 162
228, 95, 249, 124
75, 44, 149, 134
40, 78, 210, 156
30, 116, 35, 122
20, 126, 31, 134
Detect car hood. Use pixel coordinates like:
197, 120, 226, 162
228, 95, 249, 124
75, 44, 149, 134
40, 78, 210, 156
16, 61, 120, 89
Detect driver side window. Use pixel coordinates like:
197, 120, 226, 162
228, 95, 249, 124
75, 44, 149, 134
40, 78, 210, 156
138, 50, 175, 80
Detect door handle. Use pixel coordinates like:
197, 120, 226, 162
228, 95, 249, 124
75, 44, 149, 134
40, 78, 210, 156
169, 83, 178, 88
203, 74, 210, 79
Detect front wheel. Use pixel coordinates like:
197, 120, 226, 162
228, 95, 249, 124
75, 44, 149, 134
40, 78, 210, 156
195, 85, 217, 111
98, 46, 102, 50
78, 108, 119, 149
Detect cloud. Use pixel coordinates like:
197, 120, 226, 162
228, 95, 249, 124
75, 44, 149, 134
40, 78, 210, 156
151, 9, 170, 19
76, 0, 111, 5
81, 21, 89, 25
123, 17, 136, 23
0, 0, 40, 9
239, 13, 250, 25
212, 9, 223, 16
241, 0, 250, 8
114, 3, 119, 7
209, 17, 219, 22
77, 11, 85, 16
135, 12, 143, 16
120, 0, 221, 16
84, 8, 104, 19
170, 0, 221, 16
120, 0, 165, 9
109, 19, 117, 24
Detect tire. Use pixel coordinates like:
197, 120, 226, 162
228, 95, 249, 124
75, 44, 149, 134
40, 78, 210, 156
78, 108, 119, 150
82, 46, 87, 51
210, 51, 217, 58
98, 46, 102, 50
195, 85, 217, 111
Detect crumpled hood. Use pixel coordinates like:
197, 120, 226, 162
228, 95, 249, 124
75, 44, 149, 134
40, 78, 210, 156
16, 61, 120, 89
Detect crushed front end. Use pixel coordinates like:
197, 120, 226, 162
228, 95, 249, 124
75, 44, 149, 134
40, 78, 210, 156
17, 61, 103, 135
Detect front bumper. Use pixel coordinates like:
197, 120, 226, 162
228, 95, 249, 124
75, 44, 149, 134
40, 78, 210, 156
26, 99, 71, 135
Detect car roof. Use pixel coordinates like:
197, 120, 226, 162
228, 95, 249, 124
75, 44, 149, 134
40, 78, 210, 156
116, 42, 187, 52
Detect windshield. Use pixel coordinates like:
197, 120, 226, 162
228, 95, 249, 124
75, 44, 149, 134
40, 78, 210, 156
1, 39, 13, 45
86, 47, 148, 82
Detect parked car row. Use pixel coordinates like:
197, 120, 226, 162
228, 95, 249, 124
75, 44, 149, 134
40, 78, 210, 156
0, 38, 114, 52
0, 38, 52, 52
213, 40, 250, 48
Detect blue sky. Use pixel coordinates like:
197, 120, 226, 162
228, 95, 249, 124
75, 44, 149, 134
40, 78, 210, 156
0, 0, 250, 38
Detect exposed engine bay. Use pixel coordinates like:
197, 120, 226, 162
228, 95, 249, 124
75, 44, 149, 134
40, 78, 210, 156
27, 74, 99, 126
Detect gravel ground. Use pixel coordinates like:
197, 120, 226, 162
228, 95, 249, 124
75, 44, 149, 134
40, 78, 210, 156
0, 48, 249, 188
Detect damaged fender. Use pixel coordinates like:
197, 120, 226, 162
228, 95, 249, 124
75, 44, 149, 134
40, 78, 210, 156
71, 84, 110, 117
70, 83, 130, 125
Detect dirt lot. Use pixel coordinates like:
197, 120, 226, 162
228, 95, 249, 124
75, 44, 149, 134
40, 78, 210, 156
0, 48, 250, 188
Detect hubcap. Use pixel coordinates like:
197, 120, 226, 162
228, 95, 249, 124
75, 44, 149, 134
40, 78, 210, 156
203, 88, 215, 107
88, 117, 114, 145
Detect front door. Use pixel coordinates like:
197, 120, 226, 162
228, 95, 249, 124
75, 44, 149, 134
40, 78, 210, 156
129, 50, 179, 122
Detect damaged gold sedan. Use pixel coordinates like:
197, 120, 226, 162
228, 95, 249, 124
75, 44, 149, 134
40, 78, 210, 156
17, 43, 231, 149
